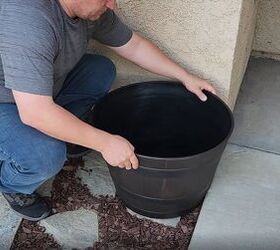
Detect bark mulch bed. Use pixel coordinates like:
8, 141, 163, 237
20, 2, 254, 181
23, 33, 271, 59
11, 157, 201, 249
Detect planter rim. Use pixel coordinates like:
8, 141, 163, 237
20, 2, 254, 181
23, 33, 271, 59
95, 80, 234, 161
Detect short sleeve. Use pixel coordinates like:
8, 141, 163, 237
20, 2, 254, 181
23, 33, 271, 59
0, 2, 58, 96
89, 10, 133, 47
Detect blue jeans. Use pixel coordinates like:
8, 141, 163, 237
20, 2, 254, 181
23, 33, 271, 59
0, 54, 116, 194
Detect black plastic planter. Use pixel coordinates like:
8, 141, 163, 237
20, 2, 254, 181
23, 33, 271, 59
93, 81, 234, 218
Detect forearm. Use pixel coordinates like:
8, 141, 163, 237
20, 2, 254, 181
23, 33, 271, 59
12, 90, 139, 169
24, 103, 110, 152
111, 32, 192, 82
111, 32, 216, 101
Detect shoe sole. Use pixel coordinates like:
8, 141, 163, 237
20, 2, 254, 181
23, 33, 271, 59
14, 209, 51, 222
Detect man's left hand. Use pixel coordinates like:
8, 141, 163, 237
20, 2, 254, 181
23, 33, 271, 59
109, 32, 217, 101
182, 74, 216, 102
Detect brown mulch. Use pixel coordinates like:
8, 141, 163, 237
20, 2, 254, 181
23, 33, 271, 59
11, 157, 201, 250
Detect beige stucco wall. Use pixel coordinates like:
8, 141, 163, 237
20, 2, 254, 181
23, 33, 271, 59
253, 0, 280, 60
89, 0, 258, 109
229, 0, 258, 107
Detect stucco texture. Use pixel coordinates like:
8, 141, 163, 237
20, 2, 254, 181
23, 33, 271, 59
253, 0, 280, 56
89, 0, 257, 109
229, 0, 258, 108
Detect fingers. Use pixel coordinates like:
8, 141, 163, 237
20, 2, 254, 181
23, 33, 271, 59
119, 160, 132, 170
192, 87, 207, 102
203, 84, 216, 95
118, 153, 139, 170
106, 0, 117, 10
190, 82, 217, 102
118, 163, 126, 169
107, 136, 139, 170
184, 78, 216, 101
127, 141, 135, 151
130, 154, 139, 169
102, 135, 139, 171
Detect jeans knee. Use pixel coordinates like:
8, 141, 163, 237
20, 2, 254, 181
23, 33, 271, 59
85, 54, 116, 93
30, 139, 66, 180
101, 56, 116, 92
42, 140, 66, 177
0, 139, 66, 194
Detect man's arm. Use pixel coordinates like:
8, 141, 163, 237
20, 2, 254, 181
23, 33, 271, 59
13, 91, 138, 170
109, 32, 216, 101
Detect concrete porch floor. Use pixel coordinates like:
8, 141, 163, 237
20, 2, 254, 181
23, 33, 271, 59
189, 57, 280, 250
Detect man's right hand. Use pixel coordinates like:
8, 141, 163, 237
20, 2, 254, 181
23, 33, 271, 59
100, 134, 139, 170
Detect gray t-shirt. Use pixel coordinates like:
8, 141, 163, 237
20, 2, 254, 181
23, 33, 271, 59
0, 0, 132, 103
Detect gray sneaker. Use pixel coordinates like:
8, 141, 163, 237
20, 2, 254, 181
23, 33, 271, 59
2, 192, 51, 221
